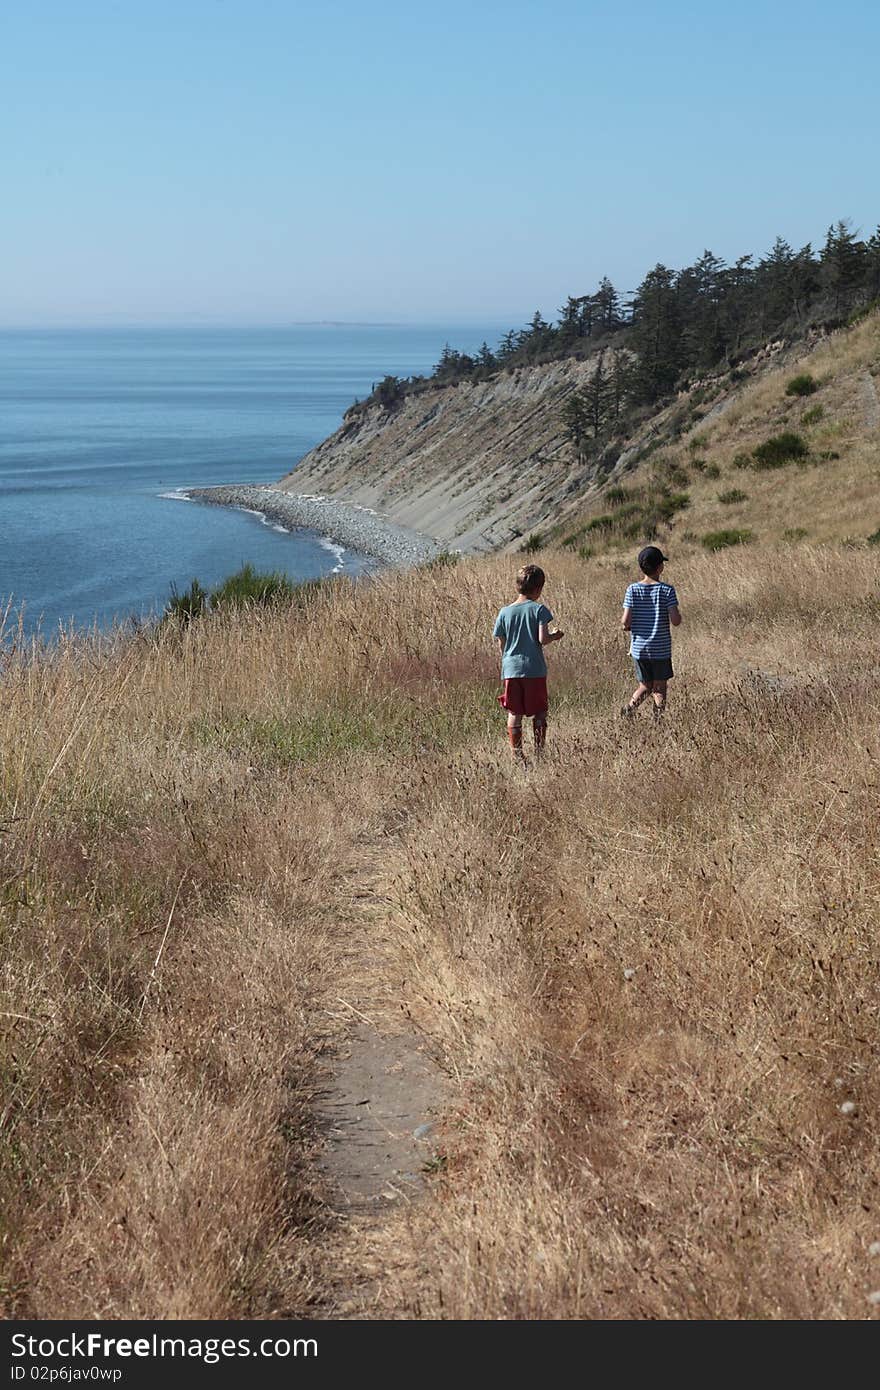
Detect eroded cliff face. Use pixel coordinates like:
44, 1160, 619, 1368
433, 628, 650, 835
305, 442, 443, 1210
278, 356, 610, 551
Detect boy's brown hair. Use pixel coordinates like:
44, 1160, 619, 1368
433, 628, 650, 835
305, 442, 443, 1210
516, 564, 545, 596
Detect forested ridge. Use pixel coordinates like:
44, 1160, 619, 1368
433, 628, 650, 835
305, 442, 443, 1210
356, 220, 880, 442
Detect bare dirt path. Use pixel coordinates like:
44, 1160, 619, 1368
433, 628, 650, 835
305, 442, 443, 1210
305, 836, 447, 1317
315, 1021, 442, 1214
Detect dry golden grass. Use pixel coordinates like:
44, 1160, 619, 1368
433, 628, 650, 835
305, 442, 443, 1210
560, 306, 880, 553
2, 545, 879, 1318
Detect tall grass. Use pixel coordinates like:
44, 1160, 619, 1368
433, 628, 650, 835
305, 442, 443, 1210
2, 547, 878, 1318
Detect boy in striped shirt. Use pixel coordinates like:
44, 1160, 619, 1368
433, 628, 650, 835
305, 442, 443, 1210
621, 546, 682, 718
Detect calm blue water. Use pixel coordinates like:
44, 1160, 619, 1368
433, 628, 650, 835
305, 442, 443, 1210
0, 324, 501, 634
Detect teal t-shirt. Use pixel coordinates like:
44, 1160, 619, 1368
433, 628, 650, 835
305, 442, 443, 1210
493, 599, 553, 679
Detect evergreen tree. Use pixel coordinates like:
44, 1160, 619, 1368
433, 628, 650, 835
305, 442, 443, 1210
630, 264, 682, 401
562, 391, 589, 461
609, 352, 634, 421
756, 236, 796, 334
676, 250, 728, 373
790, 243, 821, 322
497, 329, 520, 361
594, 277, 622, 331
821, 220, 866, 313
584, 352, 610, 436
722, 254, 756, 355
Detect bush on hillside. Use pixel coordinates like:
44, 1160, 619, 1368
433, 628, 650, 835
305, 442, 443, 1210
801, 404, 825, 425
868, 527, 880, 546
783, 527, 809, 541
162, 565, 313, 626
522, 532, 544, 553
211, 564, 296, 609
605, 485, 628, 506
732, 452, 752, 470
718, 489, 748, 505
701, 528, 753, 551
785, 373, 818, 397
165, 578, 210, 625
752, 432, 809, 469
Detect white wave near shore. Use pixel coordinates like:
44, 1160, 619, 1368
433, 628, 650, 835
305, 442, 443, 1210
318, 537, 347, 573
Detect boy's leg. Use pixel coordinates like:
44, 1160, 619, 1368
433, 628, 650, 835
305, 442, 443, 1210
623, 681, 652, 714
506, 712, 525, 758
651, 679, 668, 715
533, 713, 547, 754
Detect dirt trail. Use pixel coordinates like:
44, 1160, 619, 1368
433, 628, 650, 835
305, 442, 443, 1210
307, 843, 446, 1316
315, 1021, 442, 1213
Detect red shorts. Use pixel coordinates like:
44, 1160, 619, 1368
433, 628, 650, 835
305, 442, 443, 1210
498, 677, 548, 718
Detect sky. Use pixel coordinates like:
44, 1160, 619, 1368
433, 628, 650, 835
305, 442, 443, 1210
2, 0, 878, 326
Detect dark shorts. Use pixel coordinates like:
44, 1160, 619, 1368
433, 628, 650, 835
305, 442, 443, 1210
498, 677, 548, 718
633, 656, 674, 684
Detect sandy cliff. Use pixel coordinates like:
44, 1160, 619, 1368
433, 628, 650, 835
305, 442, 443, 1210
278, 356, 611, 551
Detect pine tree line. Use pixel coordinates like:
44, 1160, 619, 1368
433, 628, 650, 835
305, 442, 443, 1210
353, 219, 880, 417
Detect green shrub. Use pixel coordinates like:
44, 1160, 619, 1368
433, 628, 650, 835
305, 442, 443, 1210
164, 578, 209, 625
801, 404, 825, 425
690, 457, 708, 472
732, 451, 752, 470
867, 527, 880, 547
210, 564, 296, 609
718, 489, 748, 505
704, 463, 721, 479
818, 450, 841, 462
783, 527, 809, 541
701, 529, 753, 551
605, 485, 628, 506
785, 373, 818, 398
688, 433, 709, 453
752, 432, 809, 469
522, 532, 544, 553
577, 544, 593, 561
653, 460, 690, 489
656, 491, 691, 521
584, 514, 616, 533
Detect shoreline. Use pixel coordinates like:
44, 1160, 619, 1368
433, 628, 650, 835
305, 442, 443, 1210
183, 485, 443, 569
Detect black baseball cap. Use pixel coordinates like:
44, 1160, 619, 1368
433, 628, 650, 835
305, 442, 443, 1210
638, 545, 669, 572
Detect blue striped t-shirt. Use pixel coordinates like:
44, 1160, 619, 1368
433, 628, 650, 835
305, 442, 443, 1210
623, 580, 679, 659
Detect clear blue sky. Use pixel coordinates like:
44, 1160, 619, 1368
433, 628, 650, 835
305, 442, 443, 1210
2, 0, 877, 325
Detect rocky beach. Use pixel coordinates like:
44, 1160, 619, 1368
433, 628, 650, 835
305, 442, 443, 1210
185, 485, 443, 568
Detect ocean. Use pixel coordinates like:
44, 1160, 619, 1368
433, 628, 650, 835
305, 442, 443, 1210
0, 324, 502, 635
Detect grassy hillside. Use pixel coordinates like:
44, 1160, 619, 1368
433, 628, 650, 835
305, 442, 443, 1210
2, 547, 878, 1318
552, 307, 880, 556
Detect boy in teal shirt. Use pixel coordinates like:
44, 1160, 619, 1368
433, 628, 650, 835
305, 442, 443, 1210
493, 564, 564, 760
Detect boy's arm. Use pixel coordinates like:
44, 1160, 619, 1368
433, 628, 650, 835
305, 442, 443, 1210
669, 605, 682, 627
538, 622, 563, 645
621, 606, 632, 631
